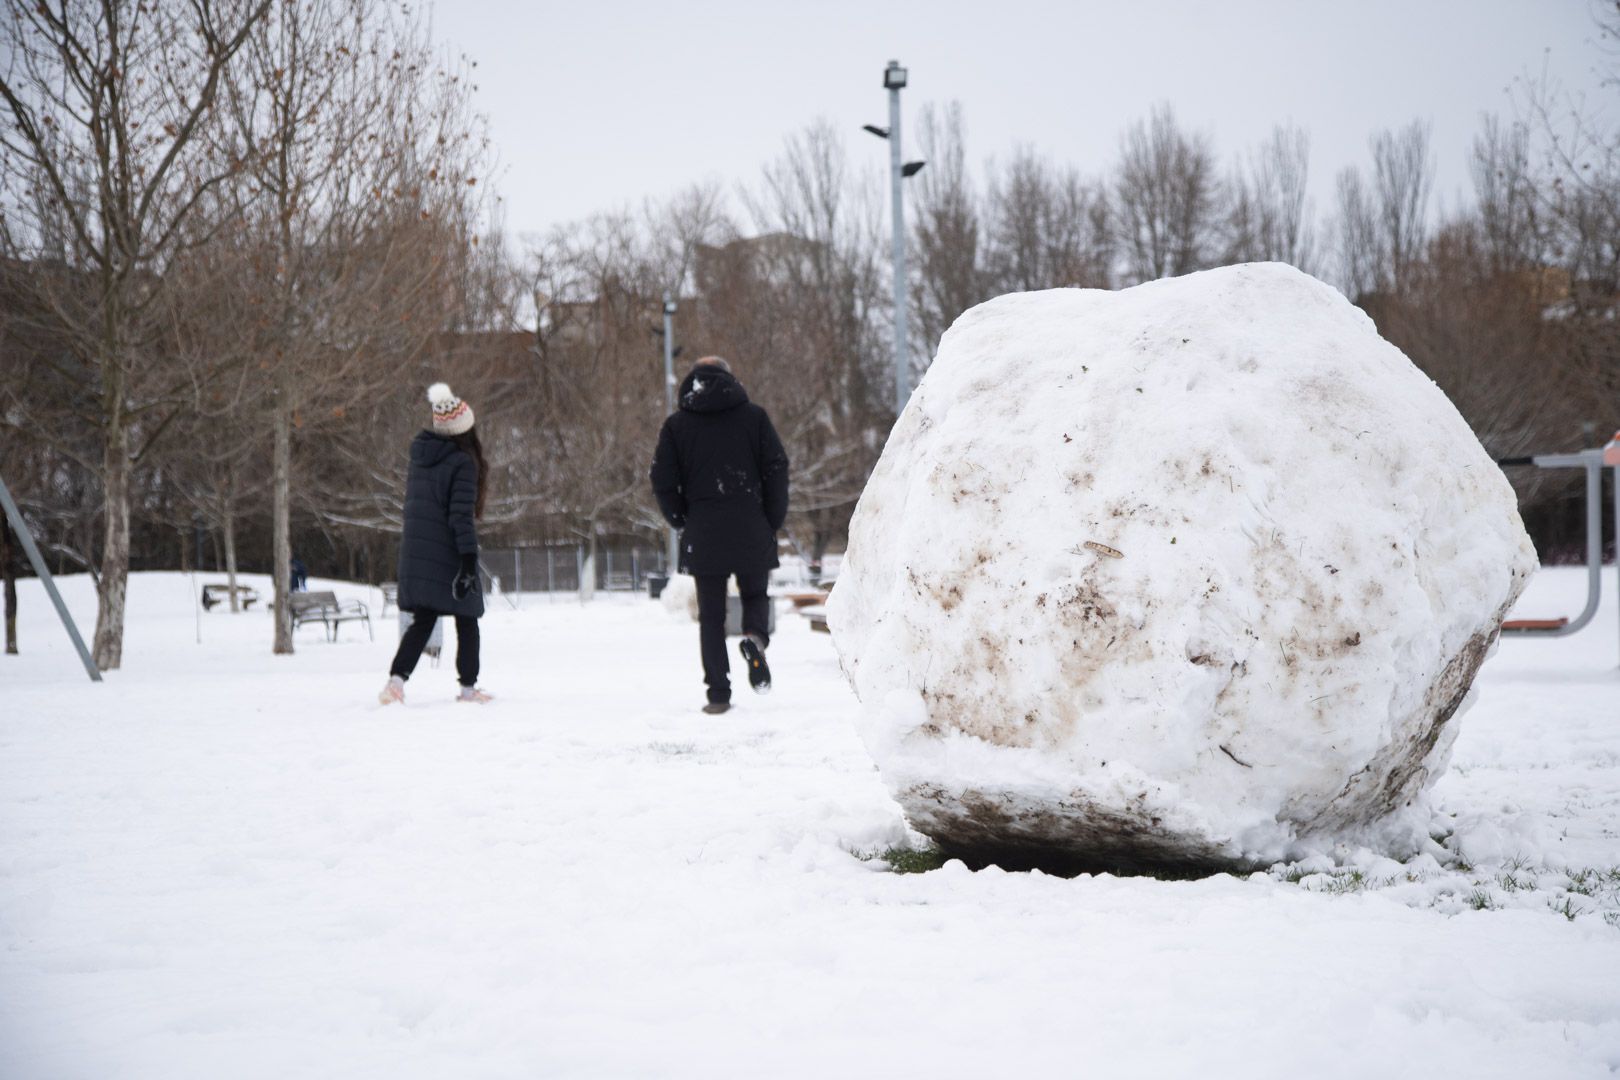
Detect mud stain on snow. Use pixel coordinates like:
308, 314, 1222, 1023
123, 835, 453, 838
1300, 627, 1496, 832
899, 783, 1246, 876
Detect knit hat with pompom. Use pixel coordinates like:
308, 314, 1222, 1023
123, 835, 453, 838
427, 382, 474, 436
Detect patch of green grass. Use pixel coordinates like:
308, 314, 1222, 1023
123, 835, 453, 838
1566, 869, 1599, 896
1466, 889, 1496, 911
1321, 870, 1368, 895
1495, 872, 1532, 893
1551, 896, 1581, 922
882, 846, 948, 874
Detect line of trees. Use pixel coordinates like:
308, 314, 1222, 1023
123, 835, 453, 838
3, 1, 1616, 665
2, 0, 491, 665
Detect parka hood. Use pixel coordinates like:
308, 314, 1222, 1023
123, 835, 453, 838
678, 366, 749, 414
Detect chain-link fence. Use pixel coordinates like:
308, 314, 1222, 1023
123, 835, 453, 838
479, 543, 670, 594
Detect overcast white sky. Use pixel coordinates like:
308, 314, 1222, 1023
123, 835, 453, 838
433, 0, 1615, 243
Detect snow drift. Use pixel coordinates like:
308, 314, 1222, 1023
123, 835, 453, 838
828, 263, 1536, 873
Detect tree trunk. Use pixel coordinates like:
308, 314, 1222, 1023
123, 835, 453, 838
2, 519, 17, 655
271, 391, 294, 654
93, 411, 131, 671
223, 501, 241, 614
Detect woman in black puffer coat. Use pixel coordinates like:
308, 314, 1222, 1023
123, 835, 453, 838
379, 383, 493, 705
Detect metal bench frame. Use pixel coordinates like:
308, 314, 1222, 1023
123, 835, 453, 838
1497, 435, 1620, 666
289, 590, 373, 642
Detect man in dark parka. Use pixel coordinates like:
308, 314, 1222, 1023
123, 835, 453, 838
650, 357, 789, 713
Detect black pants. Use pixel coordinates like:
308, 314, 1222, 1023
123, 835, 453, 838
390, 610, 480, 687
694, 572, 769, 704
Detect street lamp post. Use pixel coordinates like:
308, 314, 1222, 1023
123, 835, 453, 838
867, 60, 925, 419
886, 61, 907, 418
662, 294, 678, 575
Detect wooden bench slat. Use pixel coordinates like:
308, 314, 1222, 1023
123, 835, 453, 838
1502, 617, 1570, 631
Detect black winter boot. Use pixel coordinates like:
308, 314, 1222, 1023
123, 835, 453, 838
739, 633, 771, 694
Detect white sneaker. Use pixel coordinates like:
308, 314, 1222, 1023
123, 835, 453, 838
378, 675, 405, 705
457, 686, 493, 704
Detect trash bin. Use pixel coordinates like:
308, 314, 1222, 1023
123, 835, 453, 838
725, 595, 776, 637
397, 610, 444, 663
647, 573, 669, 599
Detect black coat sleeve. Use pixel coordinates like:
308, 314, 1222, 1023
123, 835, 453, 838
758, 409, 790, 531
649, 417, 687, 527
448, 453, 480, 555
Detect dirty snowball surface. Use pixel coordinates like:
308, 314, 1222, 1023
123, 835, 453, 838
829, 263, 1536, 868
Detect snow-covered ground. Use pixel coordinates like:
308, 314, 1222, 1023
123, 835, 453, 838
2, 568, 1618, 1078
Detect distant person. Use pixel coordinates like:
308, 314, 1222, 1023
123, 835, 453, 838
289, 554, 308, 593
378, 382, 493, 706
650, 356, 789, 714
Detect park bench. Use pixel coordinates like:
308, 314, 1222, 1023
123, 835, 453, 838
379, 582, 398, 615
786, 587, 832, 634
201, 583, 260, 611
289, 590, 372, 642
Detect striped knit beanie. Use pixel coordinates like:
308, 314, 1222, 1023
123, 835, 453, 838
427, 382, 474, 436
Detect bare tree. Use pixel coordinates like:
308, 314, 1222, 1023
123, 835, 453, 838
1505, 36, 1620, 428
524, 209, 676, 595
0, 0, 272, 668
1331, 123, 1434, 302
1332, 166, 1382, 299
1372, 121, 1435, 293
1225, 125, 1314, 270
1113, 104, 1222, 283
1471, 116, 1541, 273
984, 147, 1111, 294
1330, 121, 1434, 303
911, 103, 987, 359
218, 0, 489, 650
730, 122, 887, 559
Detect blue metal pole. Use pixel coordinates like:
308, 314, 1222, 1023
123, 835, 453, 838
0, 474, 101, 682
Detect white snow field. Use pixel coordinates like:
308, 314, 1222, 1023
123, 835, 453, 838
2, 568, 1619, 1078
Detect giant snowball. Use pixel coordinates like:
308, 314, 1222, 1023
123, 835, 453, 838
828, 264, 1535, 873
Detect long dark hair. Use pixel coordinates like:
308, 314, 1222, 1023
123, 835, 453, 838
450, 428, 488, 520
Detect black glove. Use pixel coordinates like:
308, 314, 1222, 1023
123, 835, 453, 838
452, 554, 478, 601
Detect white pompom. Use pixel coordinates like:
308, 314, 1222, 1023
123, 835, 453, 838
427, 382, 455, 406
